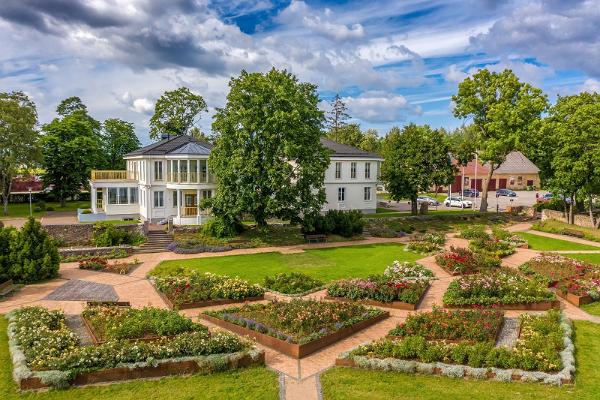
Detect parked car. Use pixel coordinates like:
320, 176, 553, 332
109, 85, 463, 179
496, 189, 517, 197
444, 196, 473, 208
417, 196, 440, 206
537, 193, 572, 204
462, 189, 480, 198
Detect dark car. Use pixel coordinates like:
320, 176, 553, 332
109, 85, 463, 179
462, 189, 480, 198
496, 189, 517, 197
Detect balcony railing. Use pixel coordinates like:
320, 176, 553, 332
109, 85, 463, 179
182, 207, 198, 216
167, 172, 215, 184
91, 170, 137, 181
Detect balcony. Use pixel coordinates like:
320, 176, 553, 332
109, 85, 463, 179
91, 170, 137, 181
167, 172, 215, 184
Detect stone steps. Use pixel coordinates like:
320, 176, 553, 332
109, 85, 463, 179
135, 231, 174, 254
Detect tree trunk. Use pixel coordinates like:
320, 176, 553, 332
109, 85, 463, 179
410, 197, 418, 215
569, 192, 575, 225
479, 167, 495, 212
589, 195, 596, 228
1, 175, 11, 216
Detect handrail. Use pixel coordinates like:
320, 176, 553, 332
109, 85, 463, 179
182, 207, 198, 216
91, 170, 137, 181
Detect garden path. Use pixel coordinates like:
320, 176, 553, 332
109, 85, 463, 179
5, 231, 600, 399
523, 229, 600, 247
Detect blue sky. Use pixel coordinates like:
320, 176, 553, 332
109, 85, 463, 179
1, 0, 599, 144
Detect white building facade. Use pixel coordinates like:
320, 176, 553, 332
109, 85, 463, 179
87, 136, 381, 225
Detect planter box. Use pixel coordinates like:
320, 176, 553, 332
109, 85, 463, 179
201, 311, 389, 359
444, 300, 560, 311
18, 350, 264, 391
324, 284, 429, 310
557, 290, 595, 307
156, 288, 265, 310
81, 315, 178, 345
387, 316, 505, 344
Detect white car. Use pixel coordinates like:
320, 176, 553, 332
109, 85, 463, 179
444, 196, 473, 208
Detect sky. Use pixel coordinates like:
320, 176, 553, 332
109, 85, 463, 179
1, 0, 599, 145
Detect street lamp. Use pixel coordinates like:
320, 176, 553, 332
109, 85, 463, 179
28, 188, 32, 217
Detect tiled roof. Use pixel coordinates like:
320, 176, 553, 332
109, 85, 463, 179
495, 151, 540, 174
320, 137, 382, 159
124, 135, 213, 157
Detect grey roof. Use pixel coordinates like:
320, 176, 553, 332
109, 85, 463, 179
320, 137, 382, 159
124, 135, 213, 157
495, 151, 540, 174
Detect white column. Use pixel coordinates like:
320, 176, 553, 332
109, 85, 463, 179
177, 190, 181, 218
91, 186, 97, 213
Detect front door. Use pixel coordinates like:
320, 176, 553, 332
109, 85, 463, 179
185, 194, 196, 207
184, 194, 197, 217
499, 179, 507, 189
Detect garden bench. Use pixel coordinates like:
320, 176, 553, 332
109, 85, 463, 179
563, 228, 585, 238
305, 234, 328, 243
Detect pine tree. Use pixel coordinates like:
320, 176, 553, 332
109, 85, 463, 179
9, 218, 59, 283
326, 94, 350, 141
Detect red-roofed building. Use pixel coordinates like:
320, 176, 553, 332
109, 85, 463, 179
9, 176, 44, 194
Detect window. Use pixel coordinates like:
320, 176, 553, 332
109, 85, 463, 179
172, 191, 178, 207
154, 161, 163, 181
202, 190, 212, 199
200, 160, 208, 182
351, 162, 357, 179
364, 187, 371, 201
107, 187, 138, 205
129, 188, 138, 204
338, 187, 345, 202
190, 160, 198, 182
108, 188, 118, 204
118, 188, 128, 204
509, 177, 515, 185
154, 191, 164, 207
517, 176, 523, 185
335, 162, 342, 179
365, 162, 371, 179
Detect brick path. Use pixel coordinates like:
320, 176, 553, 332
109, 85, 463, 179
4, 231, 600, 399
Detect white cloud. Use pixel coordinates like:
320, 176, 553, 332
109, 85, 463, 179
444, 65, 467, 83
131, 98, 154, 114
581, 79, 600, 93
343, 91, 419, 123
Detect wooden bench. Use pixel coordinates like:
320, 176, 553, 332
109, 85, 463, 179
305, 234, 328, 243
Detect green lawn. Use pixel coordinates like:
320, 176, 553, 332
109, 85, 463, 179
0, 318, 278, 400
581, 302, 600, 317
321, 320, 599, 400
0, 201, 88, 219
150, 243, 420, 283
365, 209, 476, 219
564, 253, 600, 265
533, 219, 600, 243
516, 232, 600, 251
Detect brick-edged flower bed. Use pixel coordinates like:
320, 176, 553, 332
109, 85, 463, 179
325, 261, 433, 310
78, 257, 142, 275
436, 246, 501, 275
336, 311, 575, 386
202, 299, 388, 358
263, 272, 325, 296
6, 306, 263, 390
519, 254, 593, 287
388, 307, 504, 343
405, 233, 445, 254
151, 272, 265, 309
557, 277, 600, 307
443, 270, 559, 310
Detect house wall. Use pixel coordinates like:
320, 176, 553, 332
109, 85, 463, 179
450, 172, 540, 192
323, 158, 380, 213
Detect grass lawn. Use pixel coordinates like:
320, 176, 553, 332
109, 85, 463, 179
516, 232, 600, 251
567, 253, 600, 265
150, 243, 420, 283
581, 302, 600, 317
365, 209, 477, 219
321, 320, 600, 400
533, 219, 600, 243
0, 201, 88, 219
0, 318, 278, 400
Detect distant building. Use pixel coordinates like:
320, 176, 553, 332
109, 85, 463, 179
449, 151, 540, 192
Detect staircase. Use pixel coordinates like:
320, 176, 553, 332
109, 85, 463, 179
136, 230, 174, 254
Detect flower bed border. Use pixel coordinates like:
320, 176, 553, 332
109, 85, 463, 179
6, 314, 264, 391
444, 300, 560, 311
153, 283, 265, 310
201, 311, 389, 359
323, 283, 429, 310
556, 290, 595, 307
335, 314, 575, 386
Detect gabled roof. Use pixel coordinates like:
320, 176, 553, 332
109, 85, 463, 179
494, 151, 540, 174
124, 135, 213, 157
320, 137, 381, 159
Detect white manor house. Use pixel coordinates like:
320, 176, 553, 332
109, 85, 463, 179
86, 135, 382, 225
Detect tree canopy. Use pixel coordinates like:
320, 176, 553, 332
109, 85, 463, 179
452, 68, 548, 211
149, 87, 207, 140
381, 124, 455, 214
209, 68, 330, 227
0, 91, 40, 215
100, 118, 140, 170
326, 94, 350, 136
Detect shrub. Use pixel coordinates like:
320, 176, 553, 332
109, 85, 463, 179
36, 200, 47, 211
263, 272, 323, 294
202, 217, 243, 239
302, 210, 364, 237
78, 257, 109, 271
459, 225, 489, 240
9, 217, 59, 283
92, 222, 144, 247
0, 224, 16, 282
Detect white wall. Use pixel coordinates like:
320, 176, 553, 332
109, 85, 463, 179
322, 158, 380, 213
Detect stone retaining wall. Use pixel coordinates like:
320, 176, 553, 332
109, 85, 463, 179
45, 224, 144, 246
58, 245, 134, 259
542, 209, 595, 228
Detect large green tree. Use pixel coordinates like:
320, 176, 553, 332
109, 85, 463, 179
327, 123, 363, 147
544, 93, 600, 225
452, 69, 548, 211
381, 124, 455, 214
41, 98, 102, 207
360, 128, 383, 154
101, 118, 140, 169
448, 125, 478, 167
0, 91, 40, 216
210, 68, 330, 226
149, 87, 207, 140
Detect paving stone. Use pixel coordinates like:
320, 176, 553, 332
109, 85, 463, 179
495, 317, 520, 348
66, 314, 94, 346
44, 279, 118, 302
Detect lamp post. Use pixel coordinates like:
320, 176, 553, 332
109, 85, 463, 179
28, 188, 32, 217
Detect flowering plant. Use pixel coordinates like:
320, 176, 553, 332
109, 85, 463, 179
405, 233, 445, 254
205, 299, 384, 344
443, 270, 555, 306
263, 272, 323, 294
79, 257, 140, 275
153, 272, 264, 305
435, 246, 500, 275
520, 254, 594, 286
327, 275, 428, 304
384, 261, 434, 282
559, 277, 600, 300
469, 236, 516, 258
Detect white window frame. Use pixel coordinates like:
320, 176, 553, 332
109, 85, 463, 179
364, 187, 371, 201
365, 162, 371, 179
154, 161, 163, 181
350, 162, 357, 179
338, 187, 345, 202
107, 187, 138, 205
153, 191, 164, 208
335, 162, 342, 179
